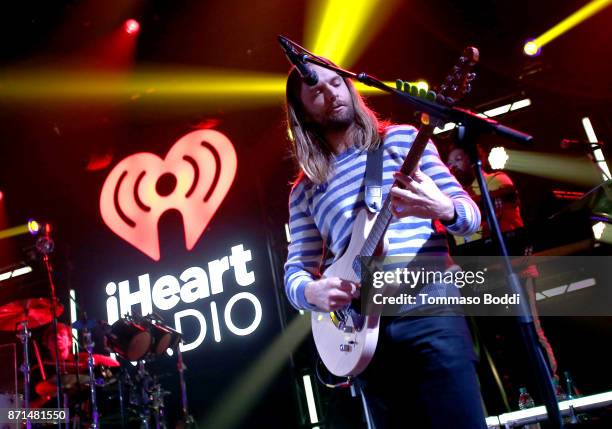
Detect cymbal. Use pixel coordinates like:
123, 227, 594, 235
35, 374, 91, 398
0, 298, 64, 331
78, 352, 120, 368
42, 352, 120, 370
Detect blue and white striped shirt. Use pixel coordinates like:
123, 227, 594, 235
284, 125, 481, 310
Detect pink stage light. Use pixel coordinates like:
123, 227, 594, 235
124, 19, 140, 35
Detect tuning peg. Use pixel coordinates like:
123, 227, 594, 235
451, 85, 459, 92
395, 79, 404, 90
445, 96, 455, 105
468, 73, 477, 81
426, 90, 436, 101
435, 93, 446, 104
464, 83, 472, 94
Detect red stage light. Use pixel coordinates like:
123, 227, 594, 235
0, 191, 3, 201
124, 19, 140, 35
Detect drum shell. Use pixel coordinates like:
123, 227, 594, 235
143, 322, 181, 355
107, 320, 151, 361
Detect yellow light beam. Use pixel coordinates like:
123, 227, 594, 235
0, 224, 29, 240
305, 0, 400, 67
502, 149, 603, 187
0, 68, 396, 103
0, 68, 286, 101
198, 314, 311, 429
533, 0, 612, 49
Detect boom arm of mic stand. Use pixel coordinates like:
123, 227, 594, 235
291, 46, 534, 145
358, 72, 534, 145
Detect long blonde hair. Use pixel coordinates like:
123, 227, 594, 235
285, 59, 387, 184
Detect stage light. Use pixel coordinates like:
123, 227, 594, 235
284, 223, 291, 243
0, 265, 33, 282
415, 80, 429, 93
493, 149, 601, 187
306, 0, 400, 67
0, 66, 398, 105
592, 221, 612, 244
433, 122, 457, 135
199, 315, 311, 429
303, 374, 320, 424
27, 219, 40, 235
525, 0, 612, 54
10, 266, 32, 277
523, 39, 541, 57
582, 117, 598, 143
70, 289, 79, 354
124, 19, 140, 35
510, 98, 532, 111
582, 117, 611, 181
355, 81, 402, 94
592, 222, 606, 240
0, 191, 3, 201
0, 69, 287, 104
488, 147, 509, 170
433, 99, 532, 135
483, 103, 511, 117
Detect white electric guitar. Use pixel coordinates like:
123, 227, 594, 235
311, 47, 479, 377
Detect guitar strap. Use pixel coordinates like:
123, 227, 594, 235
364, 143, 384, 213
320, 144, 384, 270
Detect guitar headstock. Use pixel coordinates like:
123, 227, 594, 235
395, 46, 478, 108
437, 46, 479, 106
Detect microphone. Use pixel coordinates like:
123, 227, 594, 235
278, 36, 319, 86
560, 138, 603, 149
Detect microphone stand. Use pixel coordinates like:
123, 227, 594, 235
278, 36, 563, 429
176, 343, 195, 428
574, 140, 610, 182
17, 319, 32, 429
36, 225, 64, 428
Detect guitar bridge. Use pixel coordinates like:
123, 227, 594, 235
331, 307, 364, 332
342, 325, 354, 333
339, 344, 352, 352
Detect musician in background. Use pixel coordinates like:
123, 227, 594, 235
31, 323, 75, 407
446, 145, 523, 244
446, 145, 558, 377
43, 322, 73, 363
283, 58, 486, 428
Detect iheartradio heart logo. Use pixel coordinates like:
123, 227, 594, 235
100, 129, 237, 261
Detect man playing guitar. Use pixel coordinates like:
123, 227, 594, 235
283, 58, 487, 428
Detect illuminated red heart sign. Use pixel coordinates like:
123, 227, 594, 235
100, 129, 237, 261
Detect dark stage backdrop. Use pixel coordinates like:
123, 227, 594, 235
0, 107, 303, 427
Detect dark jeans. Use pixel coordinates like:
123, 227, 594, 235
358, 313, 487, 429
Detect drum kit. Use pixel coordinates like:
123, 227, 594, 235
0, 225, 195, 428
0, 297, 193, 429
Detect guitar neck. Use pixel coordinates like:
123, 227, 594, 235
353, 47, 478, 264
358, 124, 435, 259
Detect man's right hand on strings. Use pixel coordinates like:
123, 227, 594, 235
304, 277, 360, 311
